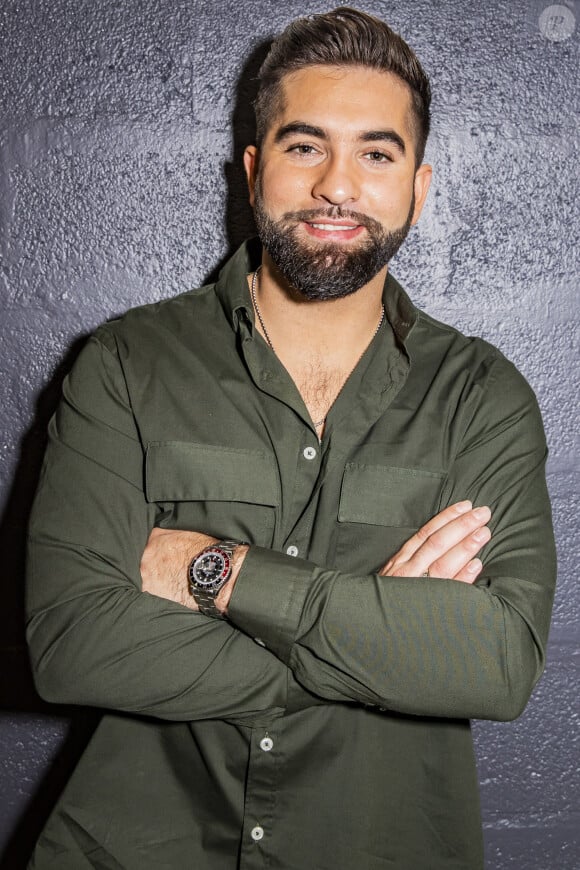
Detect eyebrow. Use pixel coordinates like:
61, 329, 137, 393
360, 129, 406, 156
274, 123, 326, 143
274, 122, 406, 156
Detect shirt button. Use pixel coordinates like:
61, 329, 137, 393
254, 637, 266, 647
303, 446, 317, 460
286, 545, 299, 557
260, 736, 274, 752
251, 825, 264, 842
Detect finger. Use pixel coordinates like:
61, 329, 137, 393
420, 526, 491, 580
388, 511, 491, 578
452, 558, 483, 584
392, 500, 473, 564
411, 505, 490, 566
386, 505, 491, 577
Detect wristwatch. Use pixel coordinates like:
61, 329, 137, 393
187, 539, 245, 618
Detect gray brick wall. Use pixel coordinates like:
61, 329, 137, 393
1, 1, 578, 866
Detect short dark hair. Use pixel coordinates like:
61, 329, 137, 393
254, 7, 431, 166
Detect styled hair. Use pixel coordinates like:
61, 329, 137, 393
254, 7, 431, 166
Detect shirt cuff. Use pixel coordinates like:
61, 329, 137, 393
228, 546, 314, 663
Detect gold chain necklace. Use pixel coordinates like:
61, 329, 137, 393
250, 267, 385, 429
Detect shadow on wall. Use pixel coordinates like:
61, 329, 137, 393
0, 336, 97, 869
0, 38, 272, 869
198, 39, 271, 283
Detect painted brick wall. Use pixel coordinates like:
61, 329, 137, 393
1, 1, 578, 866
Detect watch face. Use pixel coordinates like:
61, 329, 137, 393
189, 547, 231, 590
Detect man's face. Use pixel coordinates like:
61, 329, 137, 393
244, 65, 432, 300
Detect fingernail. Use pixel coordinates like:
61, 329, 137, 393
473, 506, 490, 520
473, 527, 490, 542
455, 500, 472, 513
468, 559, 482, 573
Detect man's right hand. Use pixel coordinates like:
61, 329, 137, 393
380, 501, 491, 583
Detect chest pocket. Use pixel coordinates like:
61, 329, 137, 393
336, 463, 446, 573
145, 442, 279, 546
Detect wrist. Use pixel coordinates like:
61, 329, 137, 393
215, 544, 249, 615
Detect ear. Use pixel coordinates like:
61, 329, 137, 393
410, 163, 432, 225
243, 145, 259, 207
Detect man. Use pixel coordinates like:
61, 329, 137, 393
26, 7, 556, 869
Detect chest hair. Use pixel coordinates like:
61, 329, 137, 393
294, 358, 352, 424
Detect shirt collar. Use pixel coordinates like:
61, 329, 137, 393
381, 271, 419, 345
214, 239, 261, 332
214, 239, 419, 345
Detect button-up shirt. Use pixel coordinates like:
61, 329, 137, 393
26, 241, 556, 869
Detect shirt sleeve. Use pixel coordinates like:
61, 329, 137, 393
228, 354, 557, 722
26, 332, 321, 722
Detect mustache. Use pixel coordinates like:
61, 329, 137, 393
282, 207, 383, 233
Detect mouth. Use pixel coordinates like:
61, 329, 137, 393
303, 220, 365, 241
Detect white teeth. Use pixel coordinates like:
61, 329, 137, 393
311, 223, 356, 231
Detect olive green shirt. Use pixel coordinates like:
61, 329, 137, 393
26, 241, 556, 869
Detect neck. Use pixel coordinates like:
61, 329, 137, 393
250, 250, 387, 362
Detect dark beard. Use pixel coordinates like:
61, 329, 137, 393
253, 191, 414, 301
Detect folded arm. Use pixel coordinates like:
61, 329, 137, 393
27, 332, 555, 725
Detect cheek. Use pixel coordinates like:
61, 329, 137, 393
261, 164, 313, 208
366, 179, 414, 221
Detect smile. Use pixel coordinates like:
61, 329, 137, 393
310, 223, 359, 231
304, 221, 365, 240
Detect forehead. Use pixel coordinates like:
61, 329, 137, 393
271, 64, 415, 141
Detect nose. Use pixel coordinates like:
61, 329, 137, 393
311, 154, 360, 207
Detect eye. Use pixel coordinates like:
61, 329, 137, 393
287, 143, 319, 156
364, 150, 393, 163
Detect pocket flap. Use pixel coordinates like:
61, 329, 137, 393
339, 463, 445, 527
145, 442, 279, 506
